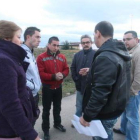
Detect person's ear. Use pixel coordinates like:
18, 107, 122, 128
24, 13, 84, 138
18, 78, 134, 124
26, 35, 31, 40
96, 30, 101, 38
135, 38, 139, 43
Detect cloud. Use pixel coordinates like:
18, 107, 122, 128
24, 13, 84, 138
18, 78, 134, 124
0, 0, 50, 24
0, 0, 140, 44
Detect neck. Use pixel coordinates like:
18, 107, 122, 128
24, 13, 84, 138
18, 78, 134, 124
99, 37, 112, 47
83, 47, 92, 54
24, 42, 33, 50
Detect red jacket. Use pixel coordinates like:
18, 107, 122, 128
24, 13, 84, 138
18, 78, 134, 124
37, 49, 69, 89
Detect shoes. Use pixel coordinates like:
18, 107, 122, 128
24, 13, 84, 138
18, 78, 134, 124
113, 128, 125, 135
71, 124, 74, 128
54, 124, 66, 132
44, 131, 50, 140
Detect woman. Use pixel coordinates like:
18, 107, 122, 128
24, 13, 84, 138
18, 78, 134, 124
0, 20, 40, 140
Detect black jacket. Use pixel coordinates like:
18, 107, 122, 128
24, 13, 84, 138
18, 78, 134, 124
82, 39, 131, 122
71, 48, 95, 94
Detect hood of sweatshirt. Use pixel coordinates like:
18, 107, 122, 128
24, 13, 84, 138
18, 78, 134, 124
95, 38, 131, 61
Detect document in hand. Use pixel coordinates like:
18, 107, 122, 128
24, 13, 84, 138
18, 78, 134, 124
71, 115, 108, 139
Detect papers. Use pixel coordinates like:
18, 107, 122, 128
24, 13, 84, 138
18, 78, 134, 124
71, 115, 108, 139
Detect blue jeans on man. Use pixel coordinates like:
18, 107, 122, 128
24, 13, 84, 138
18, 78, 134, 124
93, 119, 117, 140
120, 91, 140, 140
75, 90, 83, 117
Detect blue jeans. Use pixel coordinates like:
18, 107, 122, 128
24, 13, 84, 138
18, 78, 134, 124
93, 119, 117, 140
75, 90, 83, 117
120, 91, 140, 140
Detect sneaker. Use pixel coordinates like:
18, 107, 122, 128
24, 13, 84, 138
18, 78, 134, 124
113, 128, 125, 135
44, 131, 50, 140
71, 124, 74, 128
54, 124, 66, 132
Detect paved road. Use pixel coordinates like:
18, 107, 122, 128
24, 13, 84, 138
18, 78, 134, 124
35, 94, 139, 140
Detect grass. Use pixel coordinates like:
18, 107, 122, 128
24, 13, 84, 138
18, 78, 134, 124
34, 48, 79, 103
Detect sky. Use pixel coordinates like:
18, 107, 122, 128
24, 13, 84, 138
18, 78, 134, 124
0, 0, 140, 47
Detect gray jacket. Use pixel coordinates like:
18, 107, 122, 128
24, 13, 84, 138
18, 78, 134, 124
129, 43, 140, 95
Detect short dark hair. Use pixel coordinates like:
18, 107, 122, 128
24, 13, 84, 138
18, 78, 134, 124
80, 34, 92, 43
48, 36, 59, 44
124, 31, 137, 38
24, 27, 40, 41
95, 21, 114, 37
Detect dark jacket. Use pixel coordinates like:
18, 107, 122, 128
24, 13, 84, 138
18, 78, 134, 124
71, 48, 95, 94
82, 39, 131, 122
0, 39, 38, 139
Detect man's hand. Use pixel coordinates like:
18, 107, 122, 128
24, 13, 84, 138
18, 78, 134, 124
80, 116, 90, 127
55, 72, 63, 81
79, 68, 89, 76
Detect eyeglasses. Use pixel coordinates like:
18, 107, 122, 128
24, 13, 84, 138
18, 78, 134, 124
81, 41, 91, 45
123, 38, 134, 42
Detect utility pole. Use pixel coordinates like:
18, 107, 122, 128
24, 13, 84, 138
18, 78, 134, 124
130, 14, 133, 30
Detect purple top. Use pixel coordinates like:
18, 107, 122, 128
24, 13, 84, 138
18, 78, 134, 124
0, 39, 38, 139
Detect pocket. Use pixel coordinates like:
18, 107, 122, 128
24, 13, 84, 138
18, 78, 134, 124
21, 98, 33, 122
20, 89, 35, 123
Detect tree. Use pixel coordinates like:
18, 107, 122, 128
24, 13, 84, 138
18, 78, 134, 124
62, 40, 69, 50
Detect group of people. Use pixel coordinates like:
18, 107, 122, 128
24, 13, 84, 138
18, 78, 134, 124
0, 19, 139, 140
72, 23, 140, 140
0, 20, 69, 140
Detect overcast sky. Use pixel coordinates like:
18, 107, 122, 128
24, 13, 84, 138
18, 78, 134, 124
0, 0, 140, 47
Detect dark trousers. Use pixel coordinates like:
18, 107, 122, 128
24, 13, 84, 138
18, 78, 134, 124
33, 93, 40, 126
42, 85, 62, 133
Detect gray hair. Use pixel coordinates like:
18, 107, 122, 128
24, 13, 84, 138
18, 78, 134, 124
80, 34, 92, 43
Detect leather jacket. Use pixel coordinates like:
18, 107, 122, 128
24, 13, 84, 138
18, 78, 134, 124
82, 39, 131, 122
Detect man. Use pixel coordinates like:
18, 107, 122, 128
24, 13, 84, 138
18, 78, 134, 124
80, 21, 131, 140
37, 36, 69, 140
71, 35, 95, 119
113, 31, 140, 140
21, 27, 41, 126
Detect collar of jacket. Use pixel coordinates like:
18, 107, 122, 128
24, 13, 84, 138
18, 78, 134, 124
93, 38, 131, 62
22, 44, 34, 53
0, 39, 27, 62
47, 47, 60, 57
129, 43, 140, 54
83, 47, 92, 54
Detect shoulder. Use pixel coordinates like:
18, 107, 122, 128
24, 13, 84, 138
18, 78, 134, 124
134, 44, 140, 55
58, 53, 66, 58
74, 50, 83, 57
91, 49, 96, 54
38, 52, 47, 58
89, 49, 96, 56
0, 54, 13, 64
0, 55, 16, 73
96, 51, 120, 66
21, 44, 32, 56
21, 44, 30, 52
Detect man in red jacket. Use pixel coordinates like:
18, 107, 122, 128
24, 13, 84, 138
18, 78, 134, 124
37, 36, 69, 140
